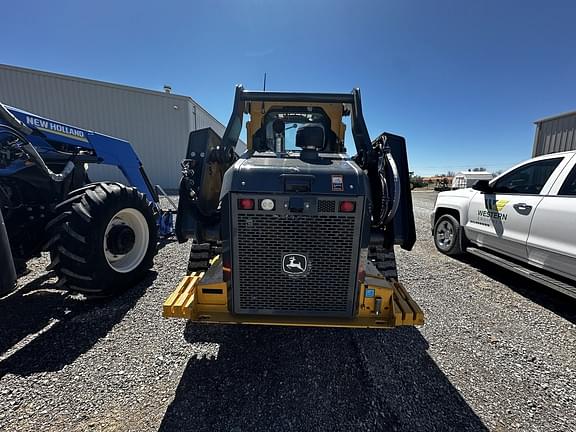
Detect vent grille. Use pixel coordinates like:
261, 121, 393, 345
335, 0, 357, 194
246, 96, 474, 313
234, 213, 359, 316
317, 200, 336, 212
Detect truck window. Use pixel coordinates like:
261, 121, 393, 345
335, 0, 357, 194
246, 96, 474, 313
492, 158, 562, 194
559, 164, 576, 195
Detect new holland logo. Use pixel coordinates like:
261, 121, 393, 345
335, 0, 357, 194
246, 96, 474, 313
282, 254, 308, 275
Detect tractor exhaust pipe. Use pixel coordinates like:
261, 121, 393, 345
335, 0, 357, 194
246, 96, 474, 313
0, 207, 17, 295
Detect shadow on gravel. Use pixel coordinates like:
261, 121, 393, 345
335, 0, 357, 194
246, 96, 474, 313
159, 324, 487, 432
0, 270, 155, 377
157, 237, 177, 252
457, 255, 576, 324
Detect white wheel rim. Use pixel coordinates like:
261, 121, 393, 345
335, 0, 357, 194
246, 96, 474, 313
436, 221, 454, 250
104, 208, 149, 273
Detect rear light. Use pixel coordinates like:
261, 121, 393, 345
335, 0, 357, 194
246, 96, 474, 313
260, 198, 275, 211
339, 200, 355, 213
238, 198, 255, 210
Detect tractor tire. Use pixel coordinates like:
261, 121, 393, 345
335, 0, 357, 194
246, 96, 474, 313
433, 214, 464, 256
47, 182, 157, 296
369, 245, 398, 279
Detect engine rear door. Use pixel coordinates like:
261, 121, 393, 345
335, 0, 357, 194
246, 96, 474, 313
527, 154, 576, 280
465, 155, 567, 261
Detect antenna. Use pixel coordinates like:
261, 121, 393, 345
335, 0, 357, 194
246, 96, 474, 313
261, 72, 267, 114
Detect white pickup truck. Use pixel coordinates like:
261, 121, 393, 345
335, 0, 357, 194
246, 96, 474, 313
431, 151, 576, 299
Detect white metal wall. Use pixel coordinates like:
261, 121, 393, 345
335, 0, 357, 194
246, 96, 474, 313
0, 64, 235, 190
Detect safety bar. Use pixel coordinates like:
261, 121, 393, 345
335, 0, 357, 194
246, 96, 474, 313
239, 91, 355, 104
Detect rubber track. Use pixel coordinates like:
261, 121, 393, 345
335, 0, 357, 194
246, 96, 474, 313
187, 241, 222, 274
369, 245, 398, 279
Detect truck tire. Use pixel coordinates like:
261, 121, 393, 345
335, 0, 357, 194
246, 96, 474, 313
47, 182, 157, 296
433, 214, 464, 256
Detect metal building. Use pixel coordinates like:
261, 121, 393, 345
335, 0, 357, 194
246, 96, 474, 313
533, 110, 576, 157
0, 64, 243, 189
451, 171, 494, 189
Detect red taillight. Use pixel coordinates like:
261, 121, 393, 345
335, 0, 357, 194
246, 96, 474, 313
339, 200, 355, 213
238, 198, 255, 210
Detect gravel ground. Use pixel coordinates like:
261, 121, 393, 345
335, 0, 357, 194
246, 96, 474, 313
0, 191, 574, 432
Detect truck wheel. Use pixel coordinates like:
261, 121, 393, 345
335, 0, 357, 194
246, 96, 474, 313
47, 182, 157, 296
433, 214, 463, 256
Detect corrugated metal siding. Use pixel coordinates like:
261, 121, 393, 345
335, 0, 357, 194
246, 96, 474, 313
0, 64, 237, 189
533, 112, 576, 156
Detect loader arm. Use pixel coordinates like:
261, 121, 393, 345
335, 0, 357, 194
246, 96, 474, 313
1, 103, 159, 203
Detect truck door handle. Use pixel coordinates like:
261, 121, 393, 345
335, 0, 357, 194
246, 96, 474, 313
513, 203, 532, 215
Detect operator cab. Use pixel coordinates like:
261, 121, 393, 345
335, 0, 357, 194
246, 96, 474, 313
252, 107, 346, 156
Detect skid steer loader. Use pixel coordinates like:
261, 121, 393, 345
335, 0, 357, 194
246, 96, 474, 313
163, 86, 423, 328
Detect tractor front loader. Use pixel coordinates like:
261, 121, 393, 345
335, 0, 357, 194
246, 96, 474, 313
0, 103, 173, 297
163, 86, 423, 328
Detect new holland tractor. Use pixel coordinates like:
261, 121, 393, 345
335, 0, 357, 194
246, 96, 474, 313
163, 86, 423, 328
0, 103, 172, 296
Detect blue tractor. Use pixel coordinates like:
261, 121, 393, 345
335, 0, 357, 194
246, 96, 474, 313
0, 102, 172, 296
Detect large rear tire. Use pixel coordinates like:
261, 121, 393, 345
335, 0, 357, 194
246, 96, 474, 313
47, 182, 157, 296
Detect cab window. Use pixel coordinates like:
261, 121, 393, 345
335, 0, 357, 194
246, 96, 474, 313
558, 164, 576, 195
491, 158, 562, 194
252, 108, 342, 154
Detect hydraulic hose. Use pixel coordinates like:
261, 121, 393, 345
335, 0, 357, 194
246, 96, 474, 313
21, 143, 75, 182
378, 165, 389, 225
0, 124, 75, 182
381, 150, 401, 225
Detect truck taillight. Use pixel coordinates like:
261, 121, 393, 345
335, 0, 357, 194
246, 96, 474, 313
339, 201, 355, 213
238, 198, 255, 210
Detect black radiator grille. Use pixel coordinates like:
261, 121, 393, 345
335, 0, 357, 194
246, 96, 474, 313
317, 200, 336, 212
234, 213, 358, 316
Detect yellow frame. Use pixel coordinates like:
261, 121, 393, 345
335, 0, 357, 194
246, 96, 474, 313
163, 257, 424, 329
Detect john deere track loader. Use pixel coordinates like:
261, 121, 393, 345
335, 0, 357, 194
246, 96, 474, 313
163, 86, 423, 328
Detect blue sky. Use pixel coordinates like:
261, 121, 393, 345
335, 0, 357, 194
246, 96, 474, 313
2, 0, 575, 175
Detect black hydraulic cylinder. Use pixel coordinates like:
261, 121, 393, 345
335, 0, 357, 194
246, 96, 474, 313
0, 207, 16, 295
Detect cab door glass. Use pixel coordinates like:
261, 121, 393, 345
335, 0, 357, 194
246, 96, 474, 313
492, 158, 562, 194
558, 165, 576, 195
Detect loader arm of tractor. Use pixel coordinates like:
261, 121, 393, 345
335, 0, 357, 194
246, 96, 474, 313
1, 103, 159, 204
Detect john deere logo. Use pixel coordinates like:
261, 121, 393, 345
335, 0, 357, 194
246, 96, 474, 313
282, 254, 308, 275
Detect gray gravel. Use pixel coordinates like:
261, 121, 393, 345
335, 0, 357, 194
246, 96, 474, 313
0, 191, 574, 432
